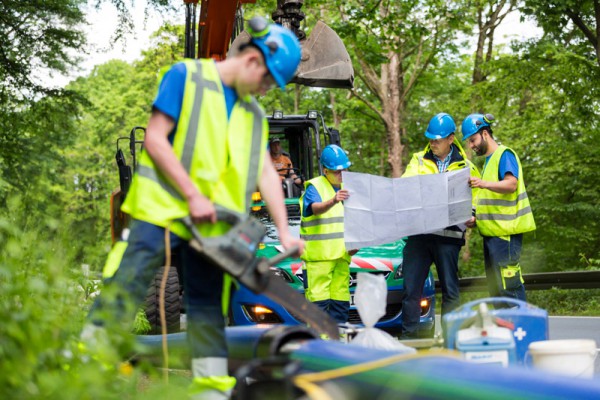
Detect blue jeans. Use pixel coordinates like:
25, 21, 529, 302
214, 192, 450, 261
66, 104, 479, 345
483, 234, 526, 302
401, 235, 461, 335
90, 219, 227, 359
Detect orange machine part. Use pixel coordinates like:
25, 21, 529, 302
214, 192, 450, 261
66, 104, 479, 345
197, 0, 256, 61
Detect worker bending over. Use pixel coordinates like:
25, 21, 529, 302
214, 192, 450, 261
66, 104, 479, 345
85, 17, 303, 400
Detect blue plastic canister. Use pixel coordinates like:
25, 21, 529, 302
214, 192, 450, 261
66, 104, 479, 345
443, 297, 549, 365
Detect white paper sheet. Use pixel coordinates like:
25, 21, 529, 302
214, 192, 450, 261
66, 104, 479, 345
343, 168, 472, 248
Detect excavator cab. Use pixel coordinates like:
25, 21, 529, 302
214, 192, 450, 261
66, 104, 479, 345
267, 110, 341, 200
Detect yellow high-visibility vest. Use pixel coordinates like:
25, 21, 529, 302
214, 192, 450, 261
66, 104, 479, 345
476, 145, 536, 236
122, 59, 267, 239
300, 175, 349, 262
404, 139, 479, 178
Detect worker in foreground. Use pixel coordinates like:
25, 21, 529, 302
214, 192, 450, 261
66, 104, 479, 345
85, 17, 303, 399
299, 144, 357, 323
400, 113, 480, 339
462, 113, 536, 301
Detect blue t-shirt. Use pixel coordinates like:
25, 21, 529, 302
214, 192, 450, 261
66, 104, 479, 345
485, 149, 519, 180
302, 180, 340, 217
152, 62, 238, 142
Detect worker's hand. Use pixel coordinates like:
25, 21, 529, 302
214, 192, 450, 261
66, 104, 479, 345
188, 192, 217, 224
348, 249, 359, 256
465, 216, 477, 228
469, 177, 487, 189
333, 189, 350, 204
293, 177, 302, 186
279, 232, 305, 257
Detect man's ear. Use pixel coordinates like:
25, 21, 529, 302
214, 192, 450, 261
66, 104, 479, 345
242, 49, 262, 69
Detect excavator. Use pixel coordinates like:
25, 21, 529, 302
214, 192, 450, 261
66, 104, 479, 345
109, 0, 354, 334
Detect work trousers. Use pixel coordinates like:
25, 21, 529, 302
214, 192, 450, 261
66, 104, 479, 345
303, 258, 350, 323
401, 235, 461, 336
483, 234, 526, 302
90, 219, 227, 360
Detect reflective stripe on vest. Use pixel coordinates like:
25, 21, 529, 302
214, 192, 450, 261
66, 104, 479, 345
300, 176, 348, 261
121, 59, 267, 239
476, 145, 536, 236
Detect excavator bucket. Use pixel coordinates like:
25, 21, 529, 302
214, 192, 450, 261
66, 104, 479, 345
229, 20, 354, 89
292, 20, 354, 89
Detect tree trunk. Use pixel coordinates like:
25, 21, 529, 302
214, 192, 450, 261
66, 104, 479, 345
472, 1, 516, 85
382, 51, 404, 177
329, 91, 342, 129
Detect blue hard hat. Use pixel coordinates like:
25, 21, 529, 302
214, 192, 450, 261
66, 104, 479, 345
321, 144, 351, 170
248, 17, 301, 90
461, 113, 495, 140
425, 113, 456, 140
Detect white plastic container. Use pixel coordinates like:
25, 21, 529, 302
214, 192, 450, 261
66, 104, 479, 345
528, 339, 598, 378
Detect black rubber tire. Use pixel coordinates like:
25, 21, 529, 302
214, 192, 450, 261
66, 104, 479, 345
144, 266, 181, 334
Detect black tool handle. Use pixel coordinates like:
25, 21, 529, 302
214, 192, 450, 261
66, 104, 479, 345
181, 206, 247, 244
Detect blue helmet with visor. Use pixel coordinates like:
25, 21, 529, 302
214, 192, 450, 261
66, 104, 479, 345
461, 113, 495, 140
247, 17, 301, 90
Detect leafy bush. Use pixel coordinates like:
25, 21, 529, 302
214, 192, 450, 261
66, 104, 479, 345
0, 205, 186, 399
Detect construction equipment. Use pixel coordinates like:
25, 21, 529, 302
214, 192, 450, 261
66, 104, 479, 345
186, 0, 354, 88
180, 207, 339, 339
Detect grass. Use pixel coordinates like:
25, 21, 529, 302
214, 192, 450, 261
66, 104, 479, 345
436, 289, 600, 316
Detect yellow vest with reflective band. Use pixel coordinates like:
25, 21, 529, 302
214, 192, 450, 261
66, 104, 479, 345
404, 139, 481, 210
404, 139, 478, 177
476, 145, 536, 237
300, 175, 349, 262
121, 59, 267, 239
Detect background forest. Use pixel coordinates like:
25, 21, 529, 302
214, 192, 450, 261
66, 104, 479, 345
0, 0, 599, 398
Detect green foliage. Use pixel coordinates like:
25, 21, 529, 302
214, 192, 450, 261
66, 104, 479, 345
522, 0, 600, 65
0, 202, 192, 398
466, 37, 600, 271
528, 289, 600, 315
0, 0, 86, 103
457, 289, 600, 315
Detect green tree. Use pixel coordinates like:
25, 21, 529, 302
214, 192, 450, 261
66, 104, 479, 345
58, 23, 185, 268
522, 0, 600, 66
0, 0, 86, 103
468, 37, 600, 271
318, 0, 471, 177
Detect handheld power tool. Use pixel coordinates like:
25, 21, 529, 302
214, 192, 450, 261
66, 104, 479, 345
181, 207, 339, 340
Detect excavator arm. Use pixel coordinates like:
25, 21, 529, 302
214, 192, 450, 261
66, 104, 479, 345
184, 0, 354, 88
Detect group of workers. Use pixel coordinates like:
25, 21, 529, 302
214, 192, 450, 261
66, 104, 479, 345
84, 16, 536, 400
399, 112, 536, 339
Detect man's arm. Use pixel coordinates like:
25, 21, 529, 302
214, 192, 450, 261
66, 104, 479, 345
469, 174, 517, 194
144, 110, 216, 223
285, 156, 302, 185
310, 189, 349, 215
259, 157, 304, 255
